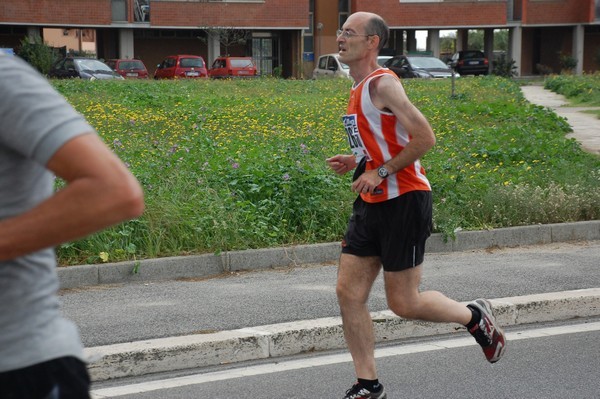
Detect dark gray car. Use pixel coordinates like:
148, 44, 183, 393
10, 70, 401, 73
383, 55, 458, 79
47, 57, 124, 80
448, 50, 489, 76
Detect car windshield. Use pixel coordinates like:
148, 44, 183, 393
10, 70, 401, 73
119, 61, 145, 70
408, 57, 448, 69
339, 60, 349, 70
377, 56, 391, 66
463, 51, 485, 59
180, 58, 204, 68
75, 59, 113, 72
230, 59, 254, 68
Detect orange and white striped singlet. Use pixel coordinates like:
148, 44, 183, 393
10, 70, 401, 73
343, 68, 431, 204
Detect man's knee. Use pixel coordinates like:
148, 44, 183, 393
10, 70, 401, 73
387, 297, 419, 319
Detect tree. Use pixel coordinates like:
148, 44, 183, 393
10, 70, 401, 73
468, 30, 484, 51
199, 28, 249, 56
440, 32, 456, 54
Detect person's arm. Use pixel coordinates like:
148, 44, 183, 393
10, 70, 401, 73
326, 154, 357, 175
0, 133, 144, 261
351, 75, 436, 193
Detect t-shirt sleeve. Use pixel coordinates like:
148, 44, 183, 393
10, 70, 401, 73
0, 55, 95, 165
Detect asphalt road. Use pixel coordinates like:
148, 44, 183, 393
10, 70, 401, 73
90, 317, 600, 399
59, 241, 600, 348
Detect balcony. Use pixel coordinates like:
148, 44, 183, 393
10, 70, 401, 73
112, 0, 149, 23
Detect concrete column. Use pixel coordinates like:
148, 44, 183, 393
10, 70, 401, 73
118, 28, 134, 59
456, 29, 468, 51
573, 24, 584, 75
484, 28, 494, 74
509, 26, 522, 77
390, 29, 405, 55
427, 29, 440, 57
406, 30, 417, 53
207, 35, 220, 66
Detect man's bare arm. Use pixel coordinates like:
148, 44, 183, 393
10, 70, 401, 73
0, 133, 144, 260
372, 75, 436, 174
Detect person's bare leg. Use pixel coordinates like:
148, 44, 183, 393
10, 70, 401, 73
337, 253, 382, 379
383, 265, 472, 325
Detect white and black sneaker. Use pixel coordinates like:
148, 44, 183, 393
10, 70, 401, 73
343, 382, 387, 399
468, 298, 507, 363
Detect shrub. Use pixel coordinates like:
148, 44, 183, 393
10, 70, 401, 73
492, 55, 517, 78
559, 53, 577, 73
545, 73, 600, 106
536, 63, 554, 76
16, 36, 57, 75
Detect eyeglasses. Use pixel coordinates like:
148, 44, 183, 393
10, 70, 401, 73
336, 29, 375, 39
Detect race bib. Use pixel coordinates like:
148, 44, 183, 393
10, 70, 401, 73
342, 114, 371, 161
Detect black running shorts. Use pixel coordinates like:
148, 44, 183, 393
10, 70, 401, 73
341, 191, 433, 272
0, 356, 90, 399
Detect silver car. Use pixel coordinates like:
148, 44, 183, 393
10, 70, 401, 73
312, 53, 351, 79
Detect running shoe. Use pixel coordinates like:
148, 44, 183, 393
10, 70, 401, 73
343, 382, 387, 399
467, 298, 506, 363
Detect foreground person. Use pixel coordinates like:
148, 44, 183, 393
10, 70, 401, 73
326, 12, 506, 399
0, 52, 144, 398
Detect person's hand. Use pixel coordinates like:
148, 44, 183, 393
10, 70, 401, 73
351, 169, 384, 194
326, 154, 356, 175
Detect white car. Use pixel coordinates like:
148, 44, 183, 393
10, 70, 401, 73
312, 53, 351, 79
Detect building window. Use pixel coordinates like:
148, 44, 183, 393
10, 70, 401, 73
339, 0, 350, 29
304, 12, 314, 53
112, 0, 127, 22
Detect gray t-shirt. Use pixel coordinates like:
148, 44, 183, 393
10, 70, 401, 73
0, 54, 95, 372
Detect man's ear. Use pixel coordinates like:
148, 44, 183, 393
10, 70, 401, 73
369, 35, 381, 51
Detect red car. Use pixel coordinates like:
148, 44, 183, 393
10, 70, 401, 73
208, 56, 258, 78
154, 55, 208, 79
105, 59, 149, 79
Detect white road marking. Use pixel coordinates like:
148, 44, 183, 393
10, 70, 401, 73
91, 321, 600, 398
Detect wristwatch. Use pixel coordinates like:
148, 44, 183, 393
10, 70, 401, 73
377, 165, 390, 179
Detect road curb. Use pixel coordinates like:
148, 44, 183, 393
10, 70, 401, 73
85, 287, 600, 381
59, 220, 600, 289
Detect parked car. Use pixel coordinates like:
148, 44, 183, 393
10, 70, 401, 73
312, 53, 351, 79
154, 55, 208, 79
448, 50, 489, 76
377, 55, 393, 66
105, 58, 149, 79
47, 57, 124, 80
209, 56, 258, 78
383, 55, 458, 79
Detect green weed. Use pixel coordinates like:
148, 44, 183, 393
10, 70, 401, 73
52, 77, 600, 265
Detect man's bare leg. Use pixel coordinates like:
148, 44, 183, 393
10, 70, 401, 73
337, 253, 382, 379
383, 265, 472, 324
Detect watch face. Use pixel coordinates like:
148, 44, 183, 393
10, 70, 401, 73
378, 167, 389, 178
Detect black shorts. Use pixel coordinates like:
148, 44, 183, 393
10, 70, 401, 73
0, 356, 90, 399
341, 191, 433, 272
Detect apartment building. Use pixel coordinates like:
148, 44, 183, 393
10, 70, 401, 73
1, 0, 599, 78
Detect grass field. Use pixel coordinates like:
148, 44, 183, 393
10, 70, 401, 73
51, 75, 600, 265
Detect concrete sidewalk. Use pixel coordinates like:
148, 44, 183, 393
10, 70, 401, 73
58, 221, 600, 290
520, 84, 600, 155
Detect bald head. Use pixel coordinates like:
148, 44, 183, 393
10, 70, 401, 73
348, 12, 389, 51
